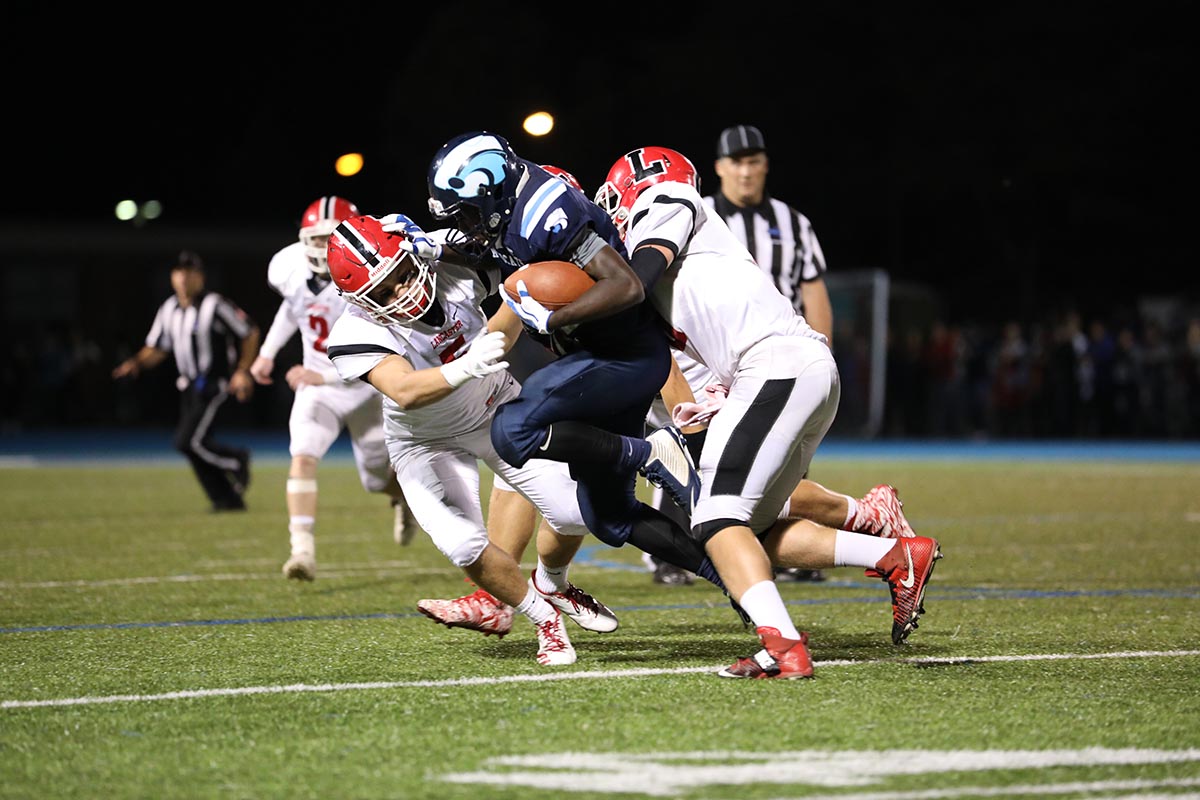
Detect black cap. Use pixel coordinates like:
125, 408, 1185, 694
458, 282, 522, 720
173, 250, 205, 271
717, 125, 766, 158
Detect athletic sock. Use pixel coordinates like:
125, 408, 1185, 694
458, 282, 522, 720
739, 580, 801, 639
288, 517, 315, 555
833, 530, 895, 567
842, 496, 859, 529
515, 584, 556, 625
535, 560, 568, 593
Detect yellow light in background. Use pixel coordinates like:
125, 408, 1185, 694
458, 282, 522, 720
115, 200, 138, 221
336, 152, 364, 177
523, 112, 554, 137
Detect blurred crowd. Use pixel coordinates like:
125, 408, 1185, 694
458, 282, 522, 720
5, 308, 1200, 441
880, 310, 1200, 439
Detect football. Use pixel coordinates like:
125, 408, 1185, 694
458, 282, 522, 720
502, 260, 596, 310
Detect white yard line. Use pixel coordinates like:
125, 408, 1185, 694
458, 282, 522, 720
4, 650, 1198, 710
772, 776, 1200, 800
0, 564, 460, 589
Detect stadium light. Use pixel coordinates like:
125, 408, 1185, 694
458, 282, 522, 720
115, 200, 138, 221
523, 112, 554, 137
336, 152, 364, 177
115, 199, 165, 225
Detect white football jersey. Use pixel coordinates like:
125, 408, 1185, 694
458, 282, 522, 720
325, 262, 516, 443
624, 182, 825, 387
264, 241, 351, 374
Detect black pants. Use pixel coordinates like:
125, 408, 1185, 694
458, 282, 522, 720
175, 379, 249, 509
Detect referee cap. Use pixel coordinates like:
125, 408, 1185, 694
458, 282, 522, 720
717, 125, 766, 158
172, 250, 205, 271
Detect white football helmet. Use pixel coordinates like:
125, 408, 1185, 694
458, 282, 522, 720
300, 196, 360, 275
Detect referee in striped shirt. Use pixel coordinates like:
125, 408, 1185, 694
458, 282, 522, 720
112, 251, 260, 512
704, 125, 833, 582
703, 125, 833, 346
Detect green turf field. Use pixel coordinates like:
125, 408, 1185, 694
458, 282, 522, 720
2, 457, 1198, 799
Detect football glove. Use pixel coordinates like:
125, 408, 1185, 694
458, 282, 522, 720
379, 213, 443, 262
439, 330, 510, 388
498, 280, 554, 335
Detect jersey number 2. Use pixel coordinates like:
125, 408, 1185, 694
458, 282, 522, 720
309, 314, 330, 353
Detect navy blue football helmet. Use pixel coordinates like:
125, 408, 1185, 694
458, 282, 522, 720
427, 131, 523, 252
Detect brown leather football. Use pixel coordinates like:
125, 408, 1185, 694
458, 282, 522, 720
502, 261, 596, 310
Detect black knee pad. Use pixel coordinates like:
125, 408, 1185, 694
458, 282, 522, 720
691, 517, 746, 546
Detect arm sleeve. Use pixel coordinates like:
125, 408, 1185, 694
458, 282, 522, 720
628, 245, 670, 290
257, 300, 298, 360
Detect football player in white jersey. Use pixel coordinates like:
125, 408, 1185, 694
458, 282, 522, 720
648, 351, 920, 538
642, 350, 920, 588
596, 148, 944, 677
323, 213, 619, 667
250, 197, 413, 582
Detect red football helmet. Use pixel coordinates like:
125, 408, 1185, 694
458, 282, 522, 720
326, 215, 437, 324
300, 196, 360, 275
594, 147, 699, 240
540, 164, 584, 193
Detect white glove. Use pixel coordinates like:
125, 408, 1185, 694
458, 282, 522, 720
439, 330, 510, 388
498, 280, 554, 335
379, 213, 443, 262
671, 382, 729, 429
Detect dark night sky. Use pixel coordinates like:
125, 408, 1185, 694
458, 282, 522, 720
7, 3, 1196, 323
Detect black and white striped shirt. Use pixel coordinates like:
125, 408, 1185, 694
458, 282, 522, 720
702, 192, 827, 313
146, 291, 254, 385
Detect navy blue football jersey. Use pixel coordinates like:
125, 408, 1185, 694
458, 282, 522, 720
494, 159, 660, 355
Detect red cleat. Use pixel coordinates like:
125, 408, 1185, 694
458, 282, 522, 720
870, 536, 943, 644
417, 588, 514, 639
717, 627, 814, 679
852, 484, 917, 539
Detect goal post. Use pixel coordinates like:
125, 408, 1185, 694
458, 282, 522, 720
825, 268, 890, 439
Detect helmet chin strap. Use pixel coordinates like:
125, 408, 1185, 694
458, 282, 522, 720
416, 298, 445, 328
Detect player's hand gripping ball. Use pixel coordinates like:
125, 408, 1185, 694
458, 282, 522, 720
502, 261, 595, 310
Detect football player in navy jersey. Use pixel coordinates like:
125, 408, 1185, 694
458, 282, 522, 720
389, 131, 726, 592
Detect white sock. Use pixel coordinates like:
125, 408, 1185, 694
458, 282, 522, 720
515, 584, 555, 625
842, 496, 858, 528
739, 580, 801, 639
833, 530, 894, 567
535, 560, 568, 593
288, 517, 315, 555
776, 497, 792, 520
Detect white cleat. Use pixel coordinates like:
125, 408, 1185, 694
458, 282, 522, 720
283, 551, 316, 582
535, 611, 576, 666
639, 425, 701, 515
392, 498, 416, 546
530, 572, 619, 633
